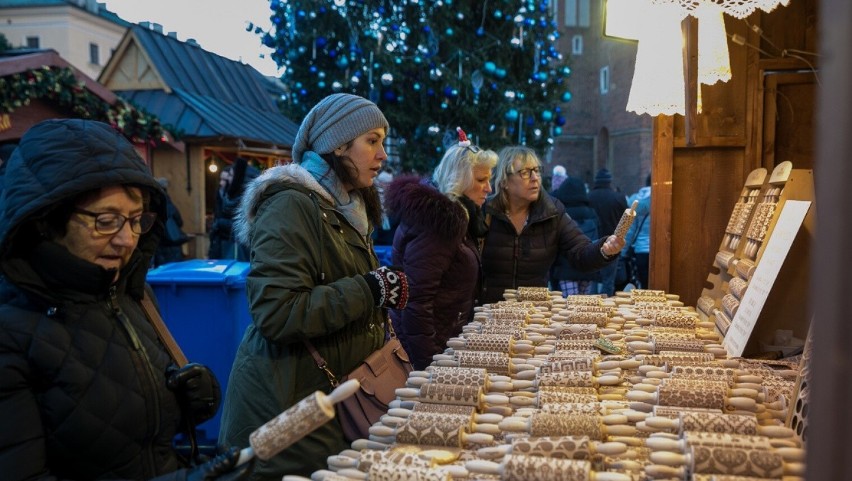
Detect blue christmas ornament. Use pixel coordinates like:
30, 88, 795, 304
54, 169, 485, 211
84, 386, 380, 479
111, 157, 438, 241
446, 28, 454, 36
562, 66, 572, 76
493, 10, 503, 19
427, 88, 435, 97
336, 56, 349, 68
413, 82, 421, 91
561, 91, 572, 102
318, 81, 326, 89
526, 117, 534, 126
541, 110, 553, 121
555, 115, 566, 126
299, 88, 308, 96
383, 90, 397, 102
476, 27, 485, 36
554, 126, 563, 135
505, 109, 519, 121
309, 65, 318, 73
495, 68, 507, 79
423, 25, 431, 33
484, 61, 497, 73
297, 10, 305, 18
328, 49, 337, 58
316, 37, 327, 48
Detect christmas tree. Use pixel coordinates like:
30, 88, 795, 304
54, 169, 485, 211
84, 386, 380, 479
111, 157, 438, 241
262, 0, 571, 173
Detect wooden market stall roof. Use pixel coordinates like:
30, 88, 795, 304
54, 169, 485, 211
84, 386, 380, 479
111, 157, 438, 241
98, 24, 298, 148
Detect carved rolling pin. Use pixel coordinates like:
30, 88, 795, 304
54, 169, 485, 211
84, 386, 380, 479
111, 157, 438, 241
466, 455, 631, 481
613, 199, 639, 239
236, 379, 360, 465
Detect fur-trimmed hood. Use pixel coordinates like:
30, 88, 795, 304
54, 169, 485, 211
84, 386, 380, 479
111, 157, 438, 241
385, 174, 468, 242
233, 163, 333, 245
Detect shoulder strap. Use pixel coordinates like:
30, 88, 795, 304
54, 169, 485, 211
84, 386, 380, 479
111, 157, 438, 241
628, 214, 648, 248
141, 290, 188, 366
478, 212, 492, 253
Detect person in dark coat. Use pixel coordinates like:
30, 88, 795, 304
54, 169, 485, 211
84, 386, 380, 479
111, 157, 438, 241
154, 177, 188, 266
480, 146, 624, 305
208, 158, 257, 260
587, 168, 629, 296
550, 175, 602, 295
385, 129, 498, 369
0, 119, 249, 481
218, 93, 408, 480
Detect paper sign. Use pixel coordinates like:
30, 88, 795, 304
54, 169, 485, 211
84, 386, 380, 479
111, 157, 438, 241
723, 200, 812, 357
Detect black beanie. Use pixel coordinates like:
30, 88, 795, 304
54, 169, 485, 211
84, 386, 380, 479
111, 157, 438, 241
594, 168, 613, 187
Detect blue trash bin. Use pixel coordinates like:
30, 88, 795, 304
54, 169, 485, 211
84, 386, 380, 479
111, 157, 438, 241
146, 259, 252, 444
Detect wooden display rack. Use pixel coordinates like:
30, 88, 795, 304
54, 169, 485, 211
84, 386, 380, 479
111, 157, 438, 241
697, 167, 768, 325
697, 161, 815, 356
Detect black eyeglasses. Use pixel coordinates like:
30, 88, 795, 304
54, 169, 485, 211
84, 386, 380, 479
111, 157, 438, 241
512, 166, 541, 180
74, 208, 157, 235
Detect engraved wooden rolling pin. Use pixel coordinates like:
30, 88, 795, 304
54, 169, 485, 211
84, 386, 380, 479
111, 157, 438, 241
368, 411, 494, 448
476, 435, 628, 459
395, 382, 510, 410
235, 379, 360, 465
612, 199, 639, 239
645, 431, 805, 460
646, 445, 805, 479
641, 412, 796, 439
626, 384, 760, 412
466, 455, 631, 481
498, 412, 637, 439
407, 366, 515, 392
326, 450, 469, 479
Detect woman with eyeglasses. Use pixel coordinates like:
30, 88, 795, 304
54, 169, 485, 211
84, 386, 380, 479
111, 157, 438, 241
0, 119, 250, 481
479, 145, 625, 304
383, 128, 498, 370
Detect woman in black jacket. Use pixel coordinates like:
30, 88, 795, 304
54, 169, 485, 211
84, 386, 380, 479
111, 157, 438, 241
479, 146, 624, 304
0, 119, 247, 481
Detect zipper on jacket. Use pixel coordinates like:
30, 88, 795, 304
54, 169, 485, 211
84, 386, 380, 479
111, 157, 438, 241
512, 236, 520, 289
108, 286, 161, 476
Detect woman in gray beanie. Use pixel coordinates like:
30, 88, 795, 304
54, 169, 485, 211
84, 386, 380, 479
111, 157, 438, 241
219, 93, 409, 480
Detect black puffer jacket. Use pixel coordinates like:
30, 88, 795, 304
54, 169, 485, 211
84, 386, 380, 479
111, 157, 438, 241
480, 193, 612, 305
0, 120, 186, 480
384, 176, 482, 369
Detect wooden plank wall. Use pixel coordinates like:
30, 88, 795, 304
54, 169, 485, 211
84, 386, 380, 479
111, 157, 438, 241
652, 0, 818, 307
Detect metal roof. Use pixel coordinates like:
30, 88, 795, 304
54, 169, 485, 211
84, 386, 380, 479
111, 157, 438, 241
116, 25, 297, 146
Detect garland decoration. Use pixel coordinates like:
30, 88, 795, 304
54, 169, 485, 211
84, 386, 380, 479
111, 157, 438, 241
0, 65, 172, 144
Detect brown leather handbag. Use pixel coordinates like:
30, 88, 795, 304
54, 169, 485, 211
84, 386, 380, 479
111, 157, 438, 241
303, 325, 412, 442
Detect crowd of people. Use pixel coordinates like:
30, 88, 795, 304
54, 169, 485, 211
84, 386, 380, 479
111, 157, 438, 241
0, 94, 651, 480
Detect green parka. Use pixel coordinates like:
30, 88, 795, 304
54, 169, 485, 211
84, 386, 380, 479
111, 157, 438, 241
218, 161, 385, 480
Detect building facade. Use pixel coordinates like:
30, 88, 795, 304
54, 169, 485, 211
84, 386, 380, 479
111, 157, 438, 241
0, 0, 128, 79
551, 0, 652, 196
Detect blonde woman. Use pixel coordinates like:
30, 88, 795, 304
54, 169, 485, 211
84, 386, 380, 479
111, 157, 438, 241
384, 128, 498, 369
480, 146, 624, 304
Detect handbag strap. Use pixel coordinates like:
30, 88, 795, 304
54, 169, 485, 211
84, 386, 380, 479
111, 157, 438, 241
303, 318, 397, 389
141, 290, 188, 367
628, 214, 648, 249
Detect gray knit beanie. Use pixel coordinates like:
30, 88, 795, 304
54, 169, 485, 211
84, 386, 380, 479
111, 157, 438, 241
290, 93, 389, 164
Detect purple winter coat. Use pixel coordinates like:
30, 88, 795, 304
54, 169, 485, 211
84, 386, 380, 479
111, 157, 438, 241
385, 176, 481, 370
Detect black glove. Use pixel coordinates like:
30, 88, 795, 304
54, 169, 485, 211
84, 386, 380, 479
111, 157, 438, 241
167, 363, 221, 426
360, 266, 409, 309
186, 447, 253, 481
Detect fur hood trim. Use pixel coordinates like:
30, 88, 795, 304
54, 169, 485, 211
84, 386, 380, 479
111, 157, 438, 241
385, 174, 468, 241
233, 163, 333, 244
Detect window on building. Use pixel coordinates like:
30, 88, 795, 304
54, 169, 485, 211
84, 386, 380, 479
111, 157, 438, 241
89, 43, 100, 65
600, 66, 610, 94
25, 36, 39, 48
572, 35, 584, 55
564, 0, 591, 28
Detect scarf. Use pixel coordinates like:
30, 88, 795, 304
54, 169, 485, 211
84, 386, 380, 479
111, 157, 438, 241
300, 151, 369, 237
458, 195, 489, 241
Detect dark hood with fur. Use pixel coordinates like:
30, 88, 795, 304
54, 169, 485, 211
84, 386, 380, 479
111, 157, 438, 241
384, 174, 468, 243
